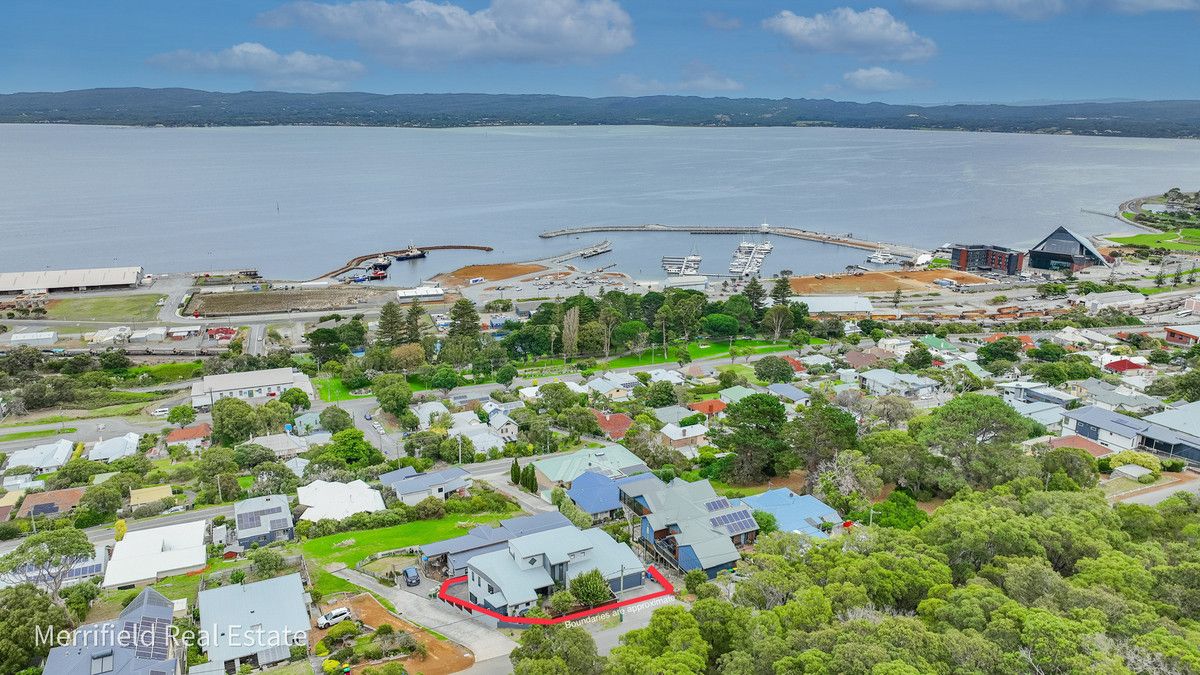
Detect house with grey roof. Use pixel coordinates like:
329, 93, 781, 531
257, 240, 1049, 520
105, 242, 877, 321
660, 423, 709, 455
766, 382, 811, 405
1060, 405, 1149, 451
719, 385, 756, 405
1067, 378, 1163, 414
88, 432, 140, 463
652, 405, 692, 426
6, 438, 73, 473
466, 525, 644, 616
620, 476, 756, 578
420, 512, 571, 577
233, 494, 294, 548
242, 433, 307, 460
587, 374, 636, 401
197, 573, 309, 672
414, 400, 450, 429
488, 413, 519, 442
1008, 400, 1068, 432
533, 444, 649, 487
385, 467, 471, 506
284, 456, 309, 478
44, 587, 183, 674
997, 380, 1080, 408
482, 399, 525, 417
857, 369, 937, 399
292, 411, 323, 436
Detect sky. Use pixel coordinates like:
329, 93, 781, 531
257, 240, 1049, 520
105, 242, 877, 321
1, 0, 1198, 105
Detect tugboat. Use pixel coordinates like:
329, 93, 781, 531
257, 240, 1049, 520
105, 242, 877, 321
370, 255, 393, 271
369, 268, 388, 280
392, 246, 427, 261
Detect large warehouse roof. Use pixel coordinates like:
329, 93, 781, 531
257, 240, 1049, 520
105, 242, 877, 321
0, 266, 142, 293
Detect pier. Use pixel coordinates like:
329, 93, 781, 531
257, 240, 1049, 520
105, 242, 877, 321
314, 244, 494, 281
540, 224, 929, 259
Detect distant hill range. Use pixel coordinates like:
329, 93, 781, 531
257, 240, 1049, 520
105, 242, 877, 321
2, 88, 1199, 139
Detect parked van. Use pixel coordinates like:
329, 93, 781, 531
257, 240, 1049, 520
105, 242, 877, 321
151, 407, 170, 418
403, 567, 421, 587
317, 607, 352, 629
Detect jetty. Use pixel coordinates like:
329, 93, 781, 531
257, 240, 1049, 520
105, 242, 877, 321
314, 244, 494, 281
540, 224, 928, 259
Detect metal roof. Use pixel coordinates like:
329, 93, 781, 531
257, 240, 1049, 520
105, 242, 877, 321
0, 266, 142, 293
533, 444, 647, 483
234, 494, 293, 540
198, 574, 309, 666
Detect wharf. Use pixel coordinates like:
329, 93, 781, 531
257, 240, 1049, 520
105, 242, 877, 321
314, 244, 494, 281
540, 224, 928, 259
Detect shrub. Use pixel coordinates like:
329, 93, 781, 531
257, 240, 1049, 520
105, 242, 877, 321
325, 620, 360, 644
548, 590, 577, 616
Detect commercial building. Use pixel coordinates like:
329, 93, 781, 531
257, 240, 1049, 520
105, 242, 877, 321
7, 330, 58, 346
395, 286, 446, 302
44, 588, 183, 674
1027, 227, 1107, 272
1071, 290, 1146, 314
1164, 324, 1200, 347
466, 525, 644, 617
234, 495, 295, 547
0, 266, 143, 294
198, 574, 309, 672
948, 244, 1025, 275
190, 367, 315, 409
789, 295, 874, 316
103, 521, 208, 588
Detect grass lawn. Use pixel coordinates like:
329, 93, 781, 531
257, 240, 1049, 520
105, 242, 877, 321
117, 361, 205, 384
604, 339, 796, 370
0, 401, 163, 428
259, 663, 313, 675
0, 427, 76, 442
715, 363, 767, 385
301, 513, 511, 568
44, 294, 166, 322
1110, 228, 1200, 251
313, 377, 375, 403
237, 475, 254, 490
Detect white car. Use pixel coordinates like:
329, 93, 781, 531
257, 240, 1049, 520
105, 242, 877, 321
317, 607, 352, 629
151, 407, 170, 418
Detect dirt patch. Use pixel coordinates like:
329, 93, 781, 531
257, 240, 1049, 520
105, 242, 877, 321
317, 593, 475, 675
437, 263, 547, 286
788, 269, 990, 294
188, 287, 393, 317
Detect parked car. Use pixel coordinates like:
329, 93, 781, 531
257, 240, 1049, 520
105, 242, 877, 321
151, 408, 170, 418
317, 607, 352, 629
364, 413, 373, 420
402, 567, 421, 587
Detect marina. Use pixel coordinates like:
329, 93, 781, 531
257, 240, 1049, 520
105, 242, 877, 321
661, 254, 702, 275
579, 241, 613, 259
729, 240, 774, 277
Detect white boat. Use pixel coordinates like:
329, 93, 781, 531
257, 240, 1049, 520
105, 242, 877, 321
867, 252, 897, 265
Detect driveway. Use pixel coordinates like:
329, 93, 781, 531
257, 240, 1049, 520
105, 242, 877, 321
331, 567, 518, 663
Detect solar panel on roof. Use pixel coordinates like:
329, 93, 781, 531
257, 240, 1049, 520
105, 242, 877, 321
31, 502, 59, 516
704, 497, 731, 512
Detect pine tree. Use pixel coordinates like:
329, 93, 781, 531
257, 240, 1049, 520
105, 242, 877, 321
521, 464, 538, 493
448, 299, 481, 340
769, 277, 792, 307
511, 457, 521, 485
403, 300, 424, 344
377, 301, 405, 347
562, 306, 580, 358
744, 277, 766, 315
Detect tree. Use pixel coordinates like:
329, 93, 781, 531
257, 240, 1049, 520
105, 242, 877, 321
391, 342, 426, 374
0, 584, 71, 672
430, 367, 459, 393
903, 345, 933, 369
762, 305, 794, 341
701, 313, 739, 338
645, 380, 678, 407
511, 457, 521, 485
753, 355, 794, 383
770, 277, 792, 307
113, 518, 127, 542
279, 387, 311, 411
317, 429, 384, 468
496, 364, 518, 387
167, 404, 196, 428
569, 569, 612, 607
714, 394, 789, 484
448, 298, 482, 340
318, 406, 354, 434
538, 382, 579, 414
1041, 446, 1099, 488
376, 383, 414, 417
403, 300, 424, 344
868, 395, 915, 428
598, 306, 621, 358
376, 301, 405, 347
520, 464, 538, 493
915, 393, 1035, 488
723, 295, 755, 336
248, 547, 286, 578
744, 277, 767, 316
0, 529, 94, 608
977, 336, 1023, 366
211, 397, 260, 446
510, 618, 601, 675
562, 306, 580, 358
752, 509, 778, 535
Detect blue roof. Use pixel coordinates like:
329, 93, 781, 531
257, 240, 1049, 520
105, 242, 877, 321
766, 383, 809, 402
378, 466, 418, 485
566, 470, 623, 515
735, 488, 839, 539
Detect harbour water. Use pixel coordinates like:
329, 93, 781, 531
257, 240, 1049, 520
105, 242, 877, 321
1, 124, 1198, 283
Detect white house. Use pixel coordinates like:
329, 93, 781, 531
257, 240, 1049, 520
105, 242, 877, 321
297, 479, 384, 522
488, 413, 519, 442
1059, 406, 1147, 451
6, 439, 73, 473
190, 367, 315, 409
102, 521, 207, 588
88, 433, 140, 463
414, 401, 450, 429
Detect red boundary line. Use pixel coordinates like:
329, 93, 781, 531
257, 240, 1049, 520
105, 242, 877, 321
437, 565, 675, 625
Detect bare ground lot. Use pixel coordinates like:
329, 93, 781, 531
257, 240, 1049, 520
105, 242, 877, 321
188, 287, 394, 316
789, 269, 990, 294
315, 593, 475, 675
436, 263, 547, 286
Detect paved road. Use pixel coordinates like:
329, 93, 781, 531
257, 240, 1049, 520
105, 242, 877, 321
0, 503, 234, 555
332, 567, 518, 663
1117, 476, 1200, 506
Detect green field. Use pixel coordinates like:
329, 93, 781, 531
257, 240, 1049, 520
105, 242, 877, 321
117, 361, 205, 384
44, 294, 166, 322
0, 400, 163, 429
1110, 228, 1200, 251
301, 513, 510, 568
313, 377, 375, 402
603, 339, 803, 370
0, 427, 76, 442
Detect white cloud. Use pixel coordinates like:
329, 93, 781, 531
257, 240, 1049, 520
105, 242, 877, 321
262, 0, 634, 66
703, 11, 742, 30
763, 7, 937, 62
150, 42, 364, 91
842, 66, 924, 91
616, 63, 744, 95
908, 0, 1198, 18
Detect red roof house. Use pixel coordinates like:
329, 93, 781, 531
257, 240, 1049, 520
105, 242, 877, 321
782, 356, 807, 374
1104, 359, 1146, 375
1049, 434, 1114, 459
590, 410, 634, 441
688, 399, 727, 417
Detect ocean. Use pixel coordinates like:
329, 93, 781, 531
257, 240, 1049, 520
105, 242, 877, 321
1, 124, 1197, 283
